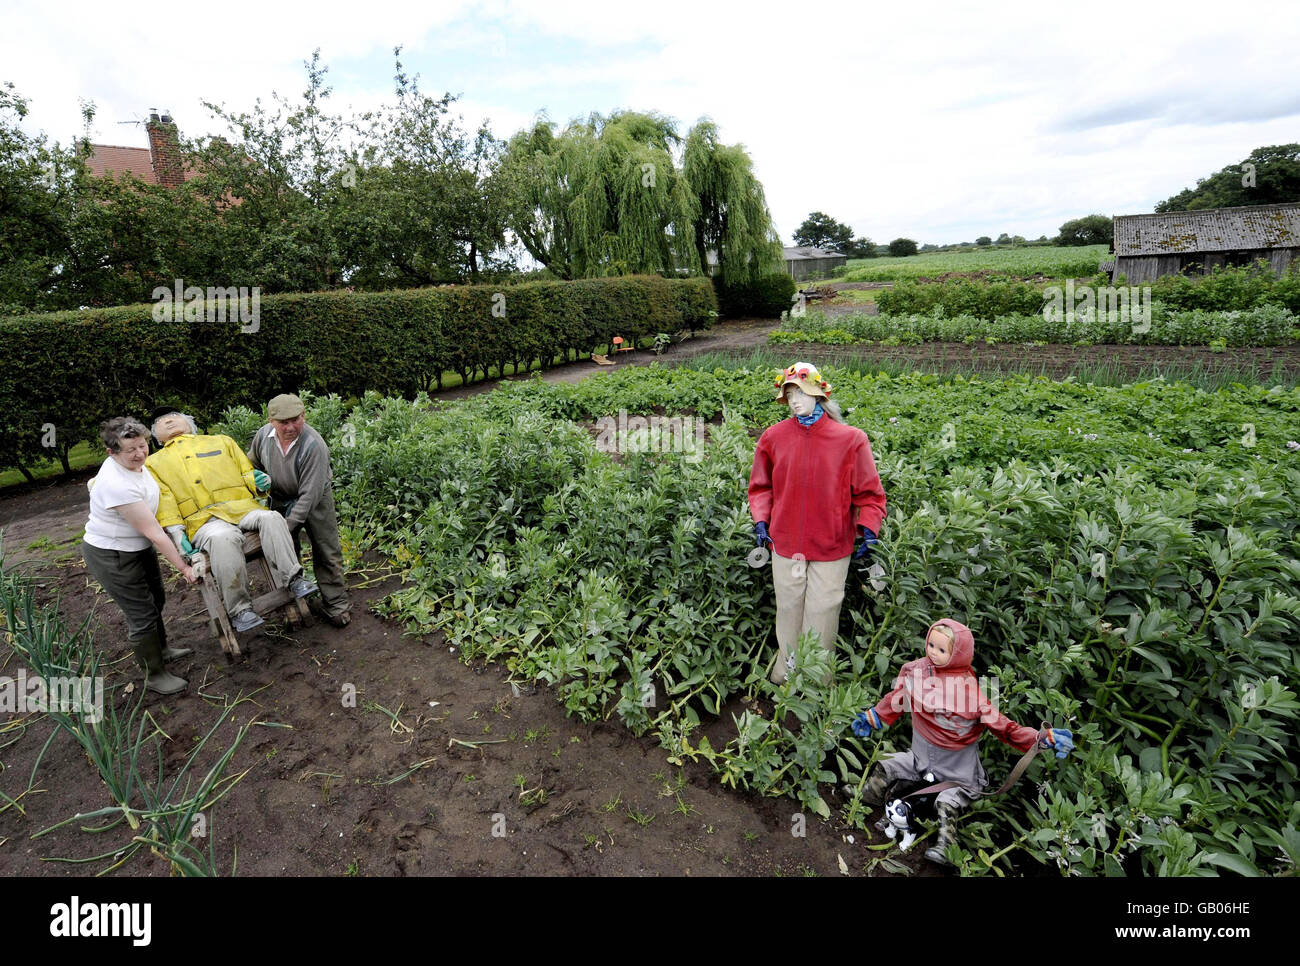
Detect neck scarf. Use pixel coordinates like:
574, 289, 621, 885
796, 402, 825, 427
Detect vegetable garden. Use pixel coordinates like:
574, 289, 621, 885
199, 361, 1300, 876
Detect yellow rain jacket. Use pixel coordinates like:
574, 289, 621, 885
145, 433, 263, 539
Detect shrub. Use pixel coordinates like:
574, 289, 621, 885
0, 275, 716, 478
714, 272, 796, 318
877, 279, 1045, 319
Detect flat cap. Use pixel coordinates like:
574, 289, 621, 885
267, 394, 306, 420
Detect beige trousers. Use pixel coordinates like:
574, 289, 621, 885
194, 510, 302, 616
770, 551, 851, 683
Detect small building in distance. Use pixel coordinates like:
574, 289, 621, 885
1109, 202, 1300, 284
783, 246, 848, 282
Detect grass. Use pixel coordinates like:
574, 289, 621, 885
0, 440, 100, 490
839, 244, 1110, 283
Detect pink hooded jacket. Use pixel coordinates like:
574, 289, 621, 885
872, 618, 1040, 752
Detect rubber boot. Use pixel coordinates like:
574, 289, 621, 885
157, 622, 193, 662
843, 764, 890, 806
924, 802, 959, 867
132, 628, 187, 695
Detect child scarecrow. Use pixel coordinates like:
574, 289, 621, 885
851, 618, 1075, 866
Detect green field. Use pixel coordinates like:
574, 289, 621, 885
841, 245, 1110, 282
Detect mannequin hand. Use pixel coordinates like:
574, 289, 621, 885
753, 521, 772, 549
253, 469, 271, 491
1040, 728, 1075, 759
851, 708, 884, 738
167, 526, 194, 556
854, 527, 878, 560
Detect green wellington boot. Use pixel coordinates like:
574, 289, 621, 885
132, 628, 187, 695
156, 622, 193, 662
924, 802, 959, 868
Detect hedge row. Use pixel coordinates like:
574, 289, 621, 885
875, 263, 1300, 320
715, 272, 796, 318
876, 278, 1050, 319
0, 275, 716, 478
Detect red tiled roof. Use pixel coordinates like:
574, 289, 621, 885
84, 144, 157, 182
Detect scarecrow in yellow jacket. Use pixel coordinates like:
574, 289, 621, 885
145, 408, 317, 633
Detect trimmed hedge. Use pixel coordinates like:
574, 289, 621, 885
714, 272, 796, 318
0, 275, 716, 478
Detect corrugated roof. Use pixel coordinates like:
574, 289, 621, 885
1113, 203, 1300, 256
783, 246, 847, 260
84, 144, 157, 182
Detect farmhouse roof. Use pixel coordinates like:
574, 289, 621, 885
1113, 202, 1300, 257
783, 246, 846, 260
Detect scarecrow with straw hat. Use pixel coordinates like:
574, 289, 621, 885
747, 362, 887, 683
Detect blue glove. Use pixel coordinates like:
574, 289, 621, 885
754, 521, 772, 549
854, 526, 878, 560
253, 469, 270, 491
181, 534, 194, 556
851, 708, 884, 738
1040, 728, 1075, 759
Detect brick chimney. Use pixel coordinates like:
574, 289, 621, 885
146, 112, 184, 188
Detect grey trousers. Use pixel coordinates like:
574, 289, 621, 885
770, 551, 851, 683
193, 510, 301, 616
81, 541, 164, 641
880, 747, 983, 811
288, 488, 350, 619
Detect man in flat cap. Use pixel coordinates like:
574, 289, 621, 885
146, 406, 317, 634
248, 394, 352, 627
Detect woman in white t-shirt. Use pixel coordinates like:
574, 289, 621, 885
80, 416, 198, 695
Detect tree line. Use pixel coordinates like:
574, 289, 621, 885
0, 50, 783, 315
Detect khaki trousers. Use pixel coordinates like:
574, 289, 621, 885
770, 551, 851, 683
193, 510, 302, 616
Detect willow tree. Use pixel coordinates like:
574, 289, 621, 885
682, 120, 781, 283
501, 111, 778, 281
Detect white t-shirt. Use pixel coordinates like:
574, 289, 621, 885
83, 456, 161, 551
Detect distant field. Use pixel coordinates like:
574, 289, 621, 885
841, 244, 1110, 282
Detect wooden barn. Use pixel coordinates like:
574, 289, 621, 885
783, 246, 848, 281
1108, 202, 1300, 284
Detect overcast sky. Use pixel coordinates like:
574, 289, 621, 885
5, 0, 1297, 246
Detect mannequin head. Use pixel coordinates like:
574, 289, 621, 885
925, 625, 955, 667
785, 386, 818, 418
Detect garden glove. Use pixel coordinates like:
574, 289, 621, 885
1040, 728, 1075, 759
253, 469, 271, 491
166, 525, 194, 557
754, 521, 772, 549
852, 708, 884, 738
854, 526, 878, 560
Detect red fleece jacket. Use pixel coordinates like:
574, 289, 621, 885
748, 415, 887, 561
873, 619, 1041, 752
